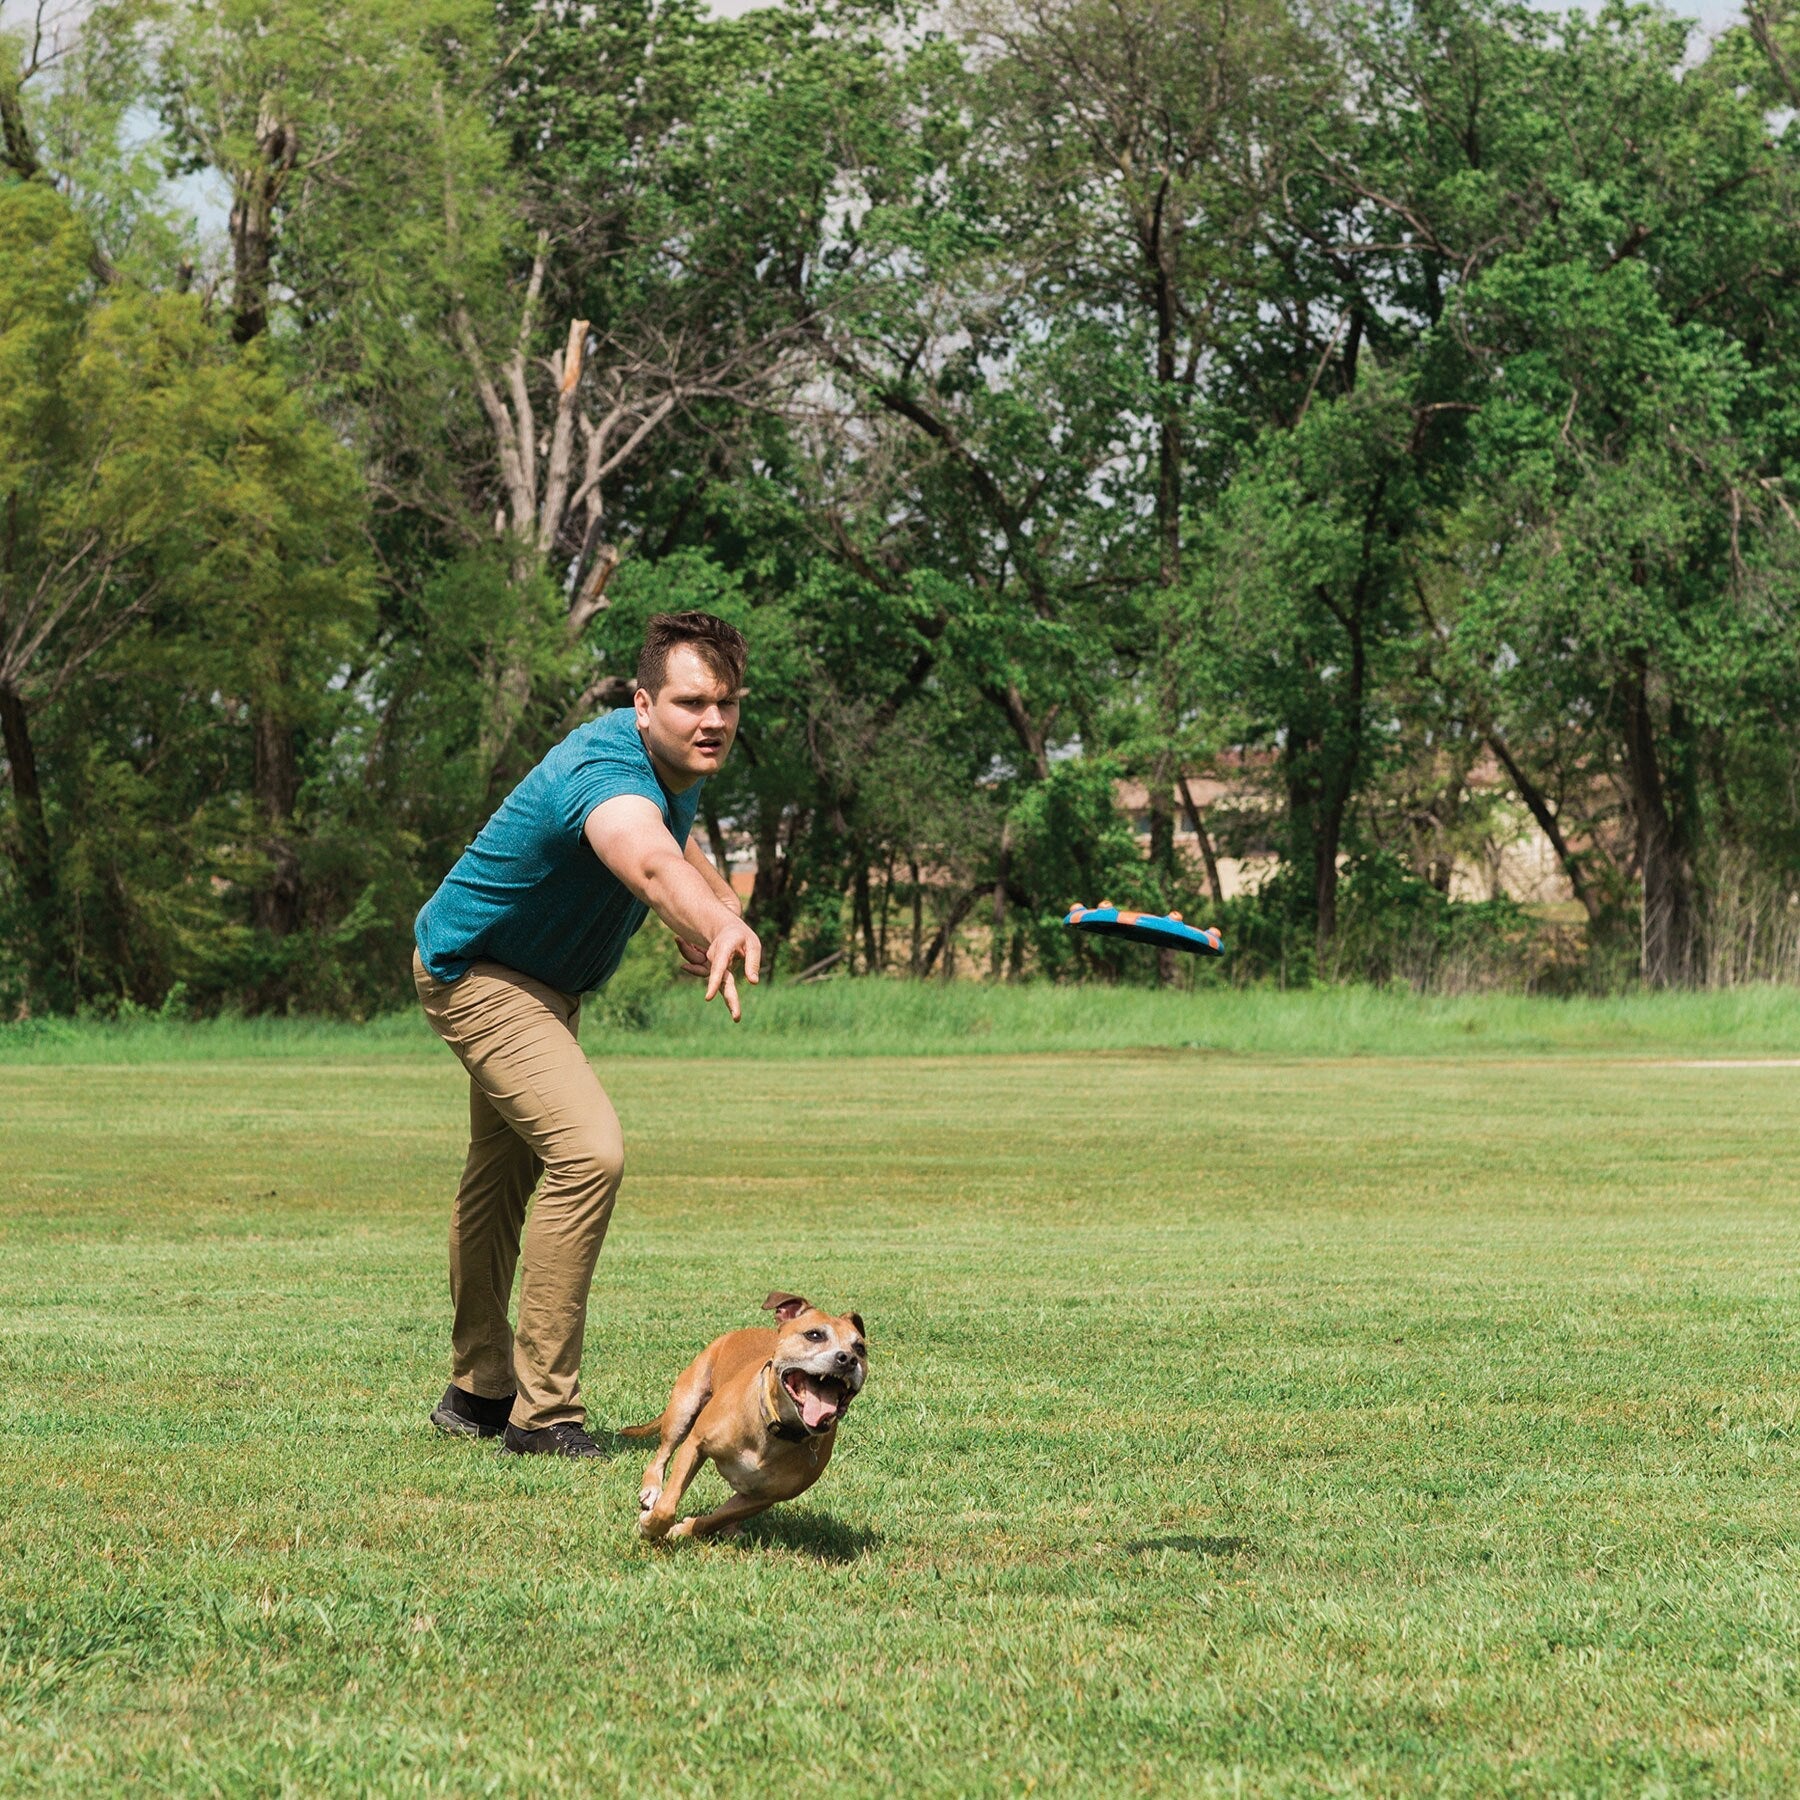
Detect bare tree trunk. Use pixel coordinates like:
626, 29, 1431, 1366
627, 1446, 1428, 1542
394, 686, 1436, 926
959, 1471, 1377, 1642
989, 821, 1012, 981
1284, 740, 1320, 910
1486, 733, 1602, 923
1313, 734, 1360, 957
1314, 789, 1347, 958
228, 102, 305, 953
702, 793, 732, 896
251, 702, 302, 939
1146, 772, 1178, 985
853, 857, 878, 974
909, 857, 923, 975
1147, 213, 1187, 995
438, 124, 784, 797
1622, 662, 1695, 988
229, 100, 298, 346
1177, 773, 1226, 909
877, 851, 894, 969
243, 660, 303, 951
1313, 569, 1372, 960
748, 804, 803, 970
750, 811, 783, 925
921, 888, 979, 977
988, 681, 1052, 781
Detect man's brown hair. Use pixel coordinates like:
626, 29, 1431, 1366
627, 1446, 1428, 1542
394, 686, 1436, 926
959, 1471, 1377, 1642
635, 611, 748, 697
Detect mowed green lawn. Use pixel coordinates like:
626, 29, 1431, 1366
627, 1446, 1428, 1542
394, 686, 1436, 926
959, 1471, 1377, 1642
4, 1045, 1800, 1795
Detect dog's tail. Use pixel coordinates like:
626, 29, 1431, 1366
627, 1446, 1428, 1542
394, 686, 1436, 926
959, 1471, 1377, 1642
618, 1415, 663, 1440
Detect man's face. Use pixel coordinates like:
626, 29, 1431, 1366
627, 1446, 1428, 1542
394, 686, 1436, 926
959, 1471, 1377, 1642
633, 643, 740, 784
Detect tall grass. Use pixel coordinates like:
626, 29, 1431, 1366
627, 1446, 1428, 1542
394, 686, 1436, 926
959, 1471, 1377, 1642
1701, 851, 1800, 988
4, 978, 1800, 1063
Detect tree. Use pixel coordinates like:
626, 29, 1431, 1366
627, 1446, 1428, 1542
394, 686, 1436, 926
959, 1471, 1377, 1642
1354, 0, 1800, 985
0, 179, 95, 997
0, 175, 369, 1010
1194, 373, 1453, 960
7, 0, 1798, 1008
965, 0, 1327, 937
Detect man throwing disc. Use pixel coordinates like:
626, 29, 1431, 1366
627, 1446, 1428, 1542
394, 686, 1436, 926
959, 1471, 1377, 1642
412, 611, 758, 1458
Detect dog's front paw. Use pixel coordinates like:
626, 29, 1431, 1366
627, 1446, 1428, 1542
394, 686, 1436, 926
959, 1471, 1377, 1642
638, 1483, 661, 1513
638, 1509, 673, 1543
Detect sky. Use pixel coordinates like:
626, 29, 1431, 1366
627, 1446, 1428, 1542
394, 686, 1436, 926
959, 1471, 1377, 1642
1679, 0, 1752, 30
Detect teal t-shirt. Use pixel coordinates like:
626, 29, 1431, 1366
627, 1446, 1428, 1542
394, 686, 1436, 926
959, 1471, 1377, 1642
415, 709, 703, 994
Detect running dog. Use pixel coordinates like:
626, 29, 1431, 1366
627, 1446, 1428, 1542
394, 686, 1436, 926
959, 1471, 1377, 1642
626, 1292, 868, 1543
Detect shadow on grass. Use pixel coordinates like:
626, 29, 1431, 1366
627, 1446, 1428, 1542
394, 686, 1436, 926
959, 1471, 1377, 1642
585, 1428, 649, 1460
450, 1426, 648, 1463
1123, 1534, 1251, 1558
738, 1509, 879, 1562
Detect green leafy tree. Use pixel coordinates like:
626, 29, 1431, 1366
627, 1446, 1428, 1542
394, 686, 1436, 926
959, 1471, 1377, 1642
1193, 373, 1454, 962
1337, 0, 1800, 984
0, 177, 369, 1011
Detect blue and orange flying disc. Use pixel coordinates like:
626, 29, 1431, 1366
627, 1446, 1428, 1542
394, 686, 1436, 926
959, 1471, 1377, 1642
1064, 903, 1223, 956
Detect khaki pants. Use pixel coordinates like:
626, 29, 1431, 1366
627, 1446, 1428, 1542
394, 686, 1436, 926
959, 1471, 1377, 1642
412, 950, 624, 1431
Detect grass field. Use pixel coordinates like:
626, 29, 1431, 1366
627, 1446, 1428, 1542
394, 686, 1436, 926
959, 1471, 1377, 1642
5, 1011, 1800, 1792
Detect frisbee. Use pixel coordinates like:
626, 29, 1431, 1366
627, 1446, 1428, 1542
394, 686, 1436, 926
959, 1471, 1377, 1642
1064, 903, 1224, 956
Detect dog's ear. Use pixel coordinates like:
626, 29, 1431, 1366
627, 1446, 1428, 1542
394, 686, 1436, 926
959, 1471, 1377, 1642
849, 1312, 866, 1339
763, 1291, 810, 1321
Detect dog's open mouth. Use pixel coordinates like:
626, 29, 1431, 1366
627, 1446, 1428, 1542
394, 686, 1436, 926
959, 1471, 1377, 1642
782, 1369, 850, 1431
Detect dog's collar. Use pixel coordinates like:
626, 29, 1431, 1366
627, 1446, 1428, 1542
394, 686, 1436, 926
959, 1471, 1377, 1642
760, 1361, 809, 1441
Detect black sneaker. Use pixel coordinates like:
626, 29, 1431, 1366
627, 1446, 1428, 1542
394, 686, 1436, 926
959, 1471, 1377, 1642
431, 1384, 516, 1440
502, 1421, 604, 1459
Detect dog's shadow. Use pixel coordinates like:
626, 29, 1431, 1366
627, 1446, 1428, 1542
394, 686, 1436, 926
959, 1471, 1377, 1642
737, 1509, 879, 1563
598, 1431, 875, 1560
1122, 1533, 1251, 1558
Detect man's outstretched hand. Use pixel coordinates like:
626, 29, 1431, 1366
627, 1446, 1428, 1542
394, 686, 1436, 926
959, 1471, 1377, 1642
677, 918, 762, 1022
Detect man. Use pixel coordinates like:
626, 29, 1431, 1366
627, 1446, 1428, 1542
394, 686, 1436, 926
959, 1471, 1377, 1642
411, 610, 760, 1458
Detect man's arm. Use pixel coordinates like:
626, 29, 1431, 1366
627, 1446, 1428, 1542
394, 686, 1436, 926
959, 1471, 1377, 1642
584, 796, 760, 1018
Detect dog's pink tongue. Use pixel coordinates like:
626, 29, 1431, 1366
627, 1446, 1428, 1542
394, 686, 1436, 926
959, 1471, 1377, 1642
798, 1382, 836, 1429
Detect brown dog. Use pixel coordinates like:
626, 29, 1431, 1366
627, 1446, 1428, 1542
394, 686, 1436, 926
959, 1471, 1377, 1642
625, 1292, 868, 1543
